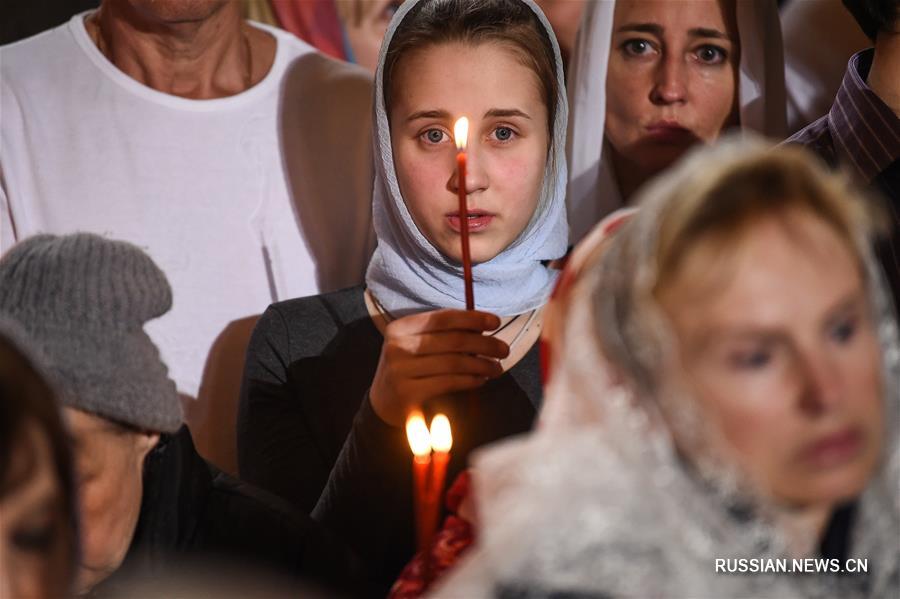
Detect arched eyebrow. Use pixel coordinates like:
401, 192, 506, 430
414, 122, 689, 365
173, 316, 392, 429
688, 27, 731, 40
406, 109, 451, 123
616, 23, 664, 36
616, 23, 732, 41
485, 108, 531, 120
406, 108, 531, 122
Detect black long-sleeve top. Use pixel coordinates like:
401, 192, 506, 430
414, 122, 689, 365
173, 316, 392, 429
238, 285, 542, 591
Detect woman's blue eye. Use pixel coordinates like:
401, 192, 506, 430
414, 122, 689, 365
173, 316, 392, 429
695, 45, 727, 65
423, 129, 446, 144
830, 318, 857, 344
623, 39, 654, 57
494, 127, 514, 142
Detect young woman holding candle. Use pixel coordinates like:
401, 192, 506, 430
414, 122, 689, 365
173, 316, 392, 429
437, 140, 900, 597
566, 0, 787, 243
237, 0, 568, 589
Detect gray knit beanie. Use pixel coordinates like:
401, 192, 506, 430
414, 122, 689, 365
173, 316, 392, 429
0, 233, 182, 433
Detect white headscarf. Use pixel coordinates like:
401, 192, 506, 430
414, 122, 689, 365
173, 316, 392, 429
434, 139, 899, 598
566, 0, 788, 243
364, 0, 569, 318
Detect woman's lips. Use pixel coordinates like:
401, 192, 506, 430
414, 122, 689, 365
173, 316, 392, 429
446, 212, 494, 232
799, 427, 864, 469
644, 122, 696, 144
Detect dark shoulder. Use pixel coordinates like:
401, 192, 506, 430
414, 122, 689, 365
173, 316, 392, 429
205, 465, 312, 538
267, 284, 368, 331
162, 428, 305, 556
200, 458, 340, 578
784, 116, 838, 168
203, 461, 368, 590
254, 285, 371, 358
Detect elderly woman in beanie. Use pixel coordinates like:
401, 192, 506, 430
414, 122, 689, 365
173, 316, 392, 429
0, 233, 363, 596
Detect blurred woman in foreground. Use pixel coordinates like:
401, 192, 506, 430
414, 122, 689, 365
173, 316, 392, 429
438, 139, 899, 598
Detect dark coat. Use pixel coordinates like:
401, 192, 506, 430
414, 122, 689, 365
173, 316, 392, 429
89, 426, 365, 596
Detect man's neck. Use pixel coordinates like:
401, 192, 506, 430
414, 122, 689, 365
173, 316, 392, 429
869, 30, 900, 117
85, 2, 274, 99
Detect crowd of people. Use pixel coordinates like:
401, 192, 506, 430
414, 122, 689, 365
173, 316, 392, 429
0, 0, 897, 597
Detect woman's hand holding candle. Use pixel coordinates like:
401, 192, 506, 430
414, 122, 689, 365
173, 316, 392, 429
370, 309, 508, 426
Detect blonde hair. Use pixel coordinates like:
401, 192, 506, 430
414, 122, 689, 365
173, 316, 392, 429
593, 137, 886, 395
653, 144, 884, 294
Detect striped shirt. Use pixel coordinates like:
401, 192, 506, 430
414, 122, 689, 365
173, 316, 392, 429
787, 49, 900, 304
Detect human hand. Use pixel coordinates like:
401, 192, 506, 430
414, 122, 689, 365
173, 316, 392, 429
370, 309, 509, 426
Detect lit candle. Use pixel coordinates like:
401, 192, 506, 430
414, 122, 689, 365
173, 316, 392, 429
425, 414, 453, 586
406, 412, 433, 552
429, 413, 453, 506
454, 117, 475, 310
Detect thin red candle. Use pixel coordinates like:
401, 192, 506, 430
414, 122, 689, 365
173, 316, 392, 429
428, 414, 453, 507
405, 413, 433, 552
423, 414, 453, 586
454, 117, 475, 310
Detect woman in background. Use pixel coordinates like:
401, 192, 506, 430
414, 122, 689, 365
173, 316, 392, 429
566, 0, 787, 243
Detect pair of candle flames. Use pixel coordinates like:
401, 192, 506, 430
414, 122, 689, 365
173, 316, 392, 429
407, 411, 453, 580
406, 412, 453, 457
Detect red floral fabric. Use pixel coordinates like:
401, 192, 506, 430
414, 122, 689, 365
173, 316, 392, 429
388, 471, 475, 598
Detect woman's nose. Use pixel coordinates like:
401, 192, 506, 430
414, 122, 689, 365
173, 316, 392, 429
448, 144, 489, 196
650, 54, 688, 105
797, 353, 844, 416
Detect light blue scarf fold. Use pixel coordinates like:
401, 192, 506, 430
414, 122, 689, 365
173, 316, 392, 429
365, 0, 569, 318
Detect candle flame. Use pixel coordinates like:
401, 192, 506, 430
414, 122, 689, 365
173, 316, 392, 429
454, 117, 469, 152
406, 412, 432, 457
430, 414, 453, 453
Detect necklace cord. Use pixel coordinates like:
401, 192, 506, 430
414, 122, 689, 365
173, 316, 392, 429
369, 290, 538, 352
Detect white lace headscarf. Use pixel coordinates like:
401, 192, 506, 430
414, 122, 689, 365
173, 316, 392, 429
435, 138, 899, 598
365, 0, 569, 317
567, 0, 788, 243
